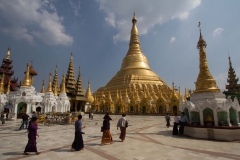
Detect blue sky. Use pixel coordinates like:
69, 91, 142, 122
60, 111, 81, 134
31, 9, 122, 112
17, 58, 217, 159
0, 0, 240, 94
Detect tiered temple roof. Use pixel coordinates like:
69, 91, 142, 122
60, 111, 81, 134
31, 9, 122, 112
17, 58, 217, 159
74, 67, 84, 98
225, 56, 240, 93
65, 53, 76, 97
0, 47, 19, 92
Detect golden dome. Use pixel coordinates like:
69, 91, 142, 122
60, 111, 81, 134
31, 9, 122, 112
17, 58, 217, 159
95, 12, 170, 100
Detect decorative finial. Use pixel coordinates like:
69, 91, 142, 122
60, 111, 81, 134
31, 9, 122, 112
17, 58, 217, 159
40, 78, 45, 93
70, 53, 73, 62
60, 75, 66, 93
47, 71, 53, 92
132, 11, 137, 23
6, 47, 11, 59
55, 65, 58, 75
78, 66, 81, 77
198, 22, 201, 32
22, 62, 31, 87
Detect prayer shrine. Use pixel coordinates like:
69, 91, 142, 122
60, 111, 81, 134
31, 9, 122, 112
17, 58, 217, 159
180, 25, 240, 141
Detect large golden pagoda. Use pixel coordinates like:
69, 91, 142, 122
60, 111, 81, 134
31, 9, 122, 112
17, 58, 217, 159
94, 12, 179, 114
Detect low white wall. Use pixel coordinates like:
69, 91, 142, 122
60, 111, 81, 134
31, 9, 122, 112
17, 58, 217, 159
184, 126, 240, 141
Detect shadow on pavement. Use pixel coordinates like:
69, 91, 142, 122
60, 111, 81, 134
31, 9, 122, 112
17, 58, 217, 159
3, 152, 23, 155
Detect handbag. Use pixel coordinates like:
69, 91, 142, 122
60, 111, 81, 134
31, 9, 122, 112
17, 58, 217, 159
101, 126, 104, 132
125, 121, 128, 128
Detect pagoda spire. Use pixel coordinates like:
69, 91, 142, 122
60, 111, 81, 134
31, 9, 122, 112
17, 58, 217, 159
22, 63, 31, 87
194, 24, 219, 93
225, 56, 240, 93
60, 75, 66, 93
40, 79, 45, 93
85, 81, 94, 103
52, 65, 59, 95
120, 12, 151, 70
0, 73, 5, 94
74, 67, 84, 96
65, 53, 76, 94
46, 72, 53, 92
6, 47, 10, 60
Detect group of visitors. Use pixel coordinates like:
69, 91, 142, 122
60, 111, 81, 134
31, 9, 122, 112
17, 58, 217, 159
22, 112, 190, 155
100, 113, 128, 146
165, 112, 189, 136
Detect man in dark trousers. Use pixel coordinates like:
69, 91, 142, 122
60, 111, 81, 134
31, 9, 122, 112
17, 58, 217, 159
19, 113, 29, 130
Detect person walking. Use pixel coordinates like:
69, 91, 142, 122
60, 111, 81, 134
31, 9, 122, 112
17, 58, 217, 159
23, 117, 41, 155
165, 113, 171, 128
71, 115, 85, 151
117, 113, 128, 142
101, 113, 113, 146
90, 112, 94, 120
19, 113, 29, 130
32, 111, 38, 119
1, 112, 6, 125
179, 112, 189, 136
172, 113, 180, 135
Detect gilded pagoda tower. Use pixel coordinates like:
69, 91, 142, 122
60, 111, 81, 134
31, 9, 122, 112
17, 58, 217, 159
94, 12, 179, 114
223, 56, 240, 101
194, 30, 220, 93
65, 54, 87, 111
0, 47, 19, 92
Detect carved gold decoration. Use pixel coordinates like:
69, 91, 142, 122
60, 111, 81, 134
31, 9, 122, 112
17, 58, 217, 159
205, 114, 213, 122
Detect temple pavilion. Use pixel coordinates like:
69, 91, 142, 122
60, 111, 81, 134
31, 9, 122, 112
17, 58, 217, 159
93, 13, 182, 114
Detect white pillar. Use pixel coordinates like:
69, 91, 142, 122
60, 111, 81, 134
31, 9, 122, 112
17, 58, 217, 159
199, 111, 204, 125
227, 111, 231, 126
214, 110, 218, 126
26, 103, 31, 114
32, 104, 36, 112
14, 103, 18, 119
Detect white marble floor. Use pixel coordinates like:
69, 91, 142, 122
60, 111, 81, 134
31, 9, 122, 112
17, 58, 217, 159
0, 115, 240, 160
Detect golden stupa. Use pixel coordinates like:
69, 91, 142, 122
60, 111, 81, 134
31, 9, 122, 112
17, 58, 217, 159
94, 13, 178, 113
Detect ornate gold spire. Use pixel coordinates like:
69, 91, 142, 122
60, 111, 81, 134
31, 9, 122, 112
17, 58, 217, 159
195, 26, 219, 93
125, 88, 128, 99
6, 47, 10, 59
46, 72, 53, 92
60, 75, 66, 93
0, 73, 5, 94
22, 63, 31, 87
6, 78, 10, 93
52, 65, 59, 95
40, 79, 45, 93
85, 81, 94, 103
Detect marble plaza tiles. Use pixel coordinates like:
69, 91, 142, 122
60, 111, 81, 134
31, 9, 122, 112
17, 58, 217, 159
0, 115, 240, 160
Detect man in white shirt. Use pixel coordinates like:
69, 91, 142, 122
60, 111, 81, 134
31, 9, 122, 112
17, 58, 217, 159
179, 112, 189, 136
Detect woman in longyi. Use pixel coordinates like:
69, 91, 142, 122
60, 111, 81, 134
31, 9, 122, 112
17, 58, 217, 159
101, 113, 113, 146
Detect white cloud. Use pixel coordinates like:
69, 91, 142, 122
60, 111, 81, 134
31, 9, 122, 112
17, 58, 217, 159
96, 0, 201, 43
170, 37, 176, 43
68, 0, 81, 16
215, 72, 227, 91
212, 27, 224, 37
0, 0, 73, 46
